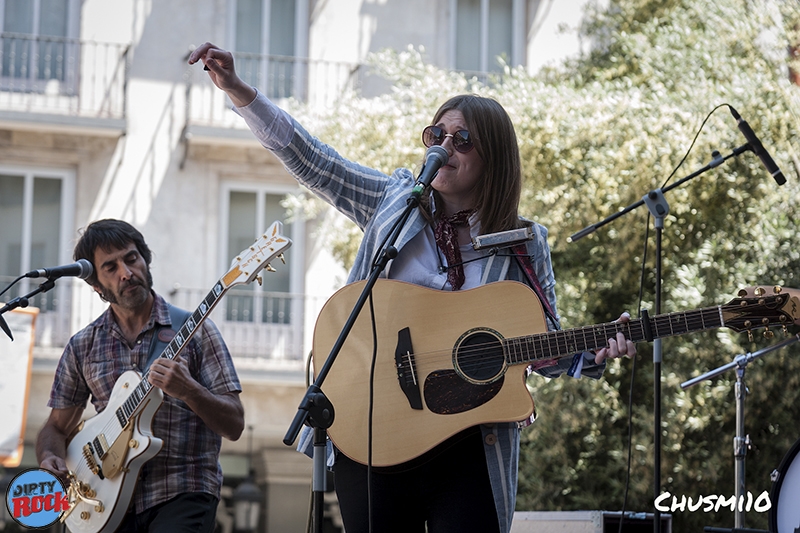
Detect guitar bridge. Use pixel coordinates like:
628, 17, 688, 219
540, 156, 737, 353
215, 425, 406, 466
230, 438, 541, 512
395, 327, 422, 410
81, 443, 104, 479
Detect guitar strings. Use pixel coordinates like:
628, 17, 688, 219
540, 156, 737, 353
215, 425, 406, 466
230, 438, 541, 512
392, 302, 760, 377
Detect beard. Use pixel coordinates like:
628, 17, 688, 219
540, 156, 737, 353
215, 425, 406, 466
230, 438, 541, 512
97, 268, 154, 309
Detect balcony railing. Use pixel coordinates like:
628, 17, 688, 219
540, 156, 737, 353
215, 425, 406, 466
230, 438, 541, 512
0, 275, 324, 372
169, 286, 328, 370
186, 51, 366, 130
0, 32, 128, 120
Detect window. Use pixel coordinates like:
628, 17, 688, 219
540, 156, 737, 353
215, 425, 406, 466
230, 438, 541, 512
221, 184, 303, 325
0, 0, 80, 92
0, 167, 75, 311
452, 0, 524, 74
231, 0, 305, 99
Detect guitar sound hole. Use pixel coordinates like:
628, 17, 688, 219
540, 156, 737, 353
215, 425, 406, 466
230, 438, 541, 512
454, 330, 505, 383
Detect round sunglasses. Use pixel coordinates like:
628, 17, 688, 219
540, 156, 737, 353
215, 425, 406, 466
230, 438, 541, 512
421, 125, 474, 154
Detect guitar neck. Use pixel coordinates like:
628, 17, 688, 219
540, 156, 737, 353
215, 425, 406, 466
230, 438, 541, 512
507, 305, 727, 365
121, 280, 230, 416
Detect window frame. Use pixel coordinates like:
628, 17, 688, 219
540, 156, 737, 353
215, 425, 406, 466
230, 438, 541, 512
449, 0, 526, 73
0, 164, 75, 317
0, 0, 82, 93
226, 0, 309, 100
0, 164, 76, 275
219, 180, 305, 324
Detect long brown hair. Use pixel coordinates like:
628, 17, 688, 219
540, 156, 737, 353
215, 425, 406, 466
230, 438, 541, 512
422, 94, 524, 235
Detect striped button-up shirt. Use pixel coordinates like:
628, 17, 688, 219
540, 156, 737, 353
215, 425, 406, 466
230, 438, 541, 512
239, 90, 605, 533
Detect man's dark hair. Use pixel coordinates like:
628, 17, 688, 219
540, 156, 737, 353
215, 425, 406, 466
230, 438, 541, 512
73, 219, 152, 286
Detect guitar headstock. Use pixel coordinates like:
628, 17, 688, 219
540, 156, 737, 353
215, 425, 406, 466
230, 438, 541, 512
220, 221, 292, 289
724, 286, 800, 341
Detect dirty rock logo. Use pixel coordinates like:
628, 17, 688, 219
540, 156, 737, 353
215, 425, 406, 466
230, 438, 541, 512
5, 468, 70, 529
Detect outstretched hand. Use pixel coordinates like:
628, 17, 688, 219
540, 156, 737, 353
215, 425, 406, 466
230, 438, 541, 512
188, 42, 256, 107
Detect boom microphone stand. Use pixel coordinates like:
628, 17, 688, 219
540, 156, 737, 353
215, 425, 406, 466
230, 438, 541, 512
0, 278, 58, 340
569, 144, 751, 533
283, 150, 444, 533
682, 332, 800, 532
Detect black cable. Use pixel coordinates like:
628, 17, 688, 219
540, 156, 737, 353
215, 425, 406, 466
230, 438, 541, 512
617, 220, 648, 533
367, 290, 378, 533
0, 275, 25, 298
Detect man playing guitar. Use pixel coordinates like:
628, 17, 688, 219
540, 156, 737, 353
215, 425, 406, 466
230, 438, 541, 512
36, 219, 244, 533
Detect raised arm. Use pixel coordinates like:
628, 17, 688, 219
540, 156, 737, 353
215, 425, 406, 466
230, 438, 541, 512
188, 42, 256, 107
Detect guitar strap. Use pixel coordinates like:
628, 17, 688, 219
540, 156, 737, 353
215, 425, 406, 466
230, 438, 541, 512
511, 244, 592, 381
144, 303, 192, 371
510, 243, 559, 330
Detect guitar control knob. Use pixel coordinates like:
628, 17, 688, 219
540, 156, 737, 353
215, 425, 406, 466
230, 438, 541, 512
81, 511, 90, 520
129, 439, 139, 449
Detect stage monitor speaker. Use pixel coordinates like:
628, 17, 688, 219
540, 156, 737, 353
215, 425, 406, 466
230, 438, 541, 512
511, 510, 672, 533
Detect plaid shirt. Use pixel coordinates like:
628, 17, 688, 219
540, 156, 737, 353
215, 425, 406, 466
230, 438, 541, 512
49, 292, 241, 513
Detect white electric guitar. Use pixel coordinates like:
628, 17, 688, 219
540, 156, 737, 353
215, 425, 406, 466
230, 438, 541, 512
61, 222, 291, 533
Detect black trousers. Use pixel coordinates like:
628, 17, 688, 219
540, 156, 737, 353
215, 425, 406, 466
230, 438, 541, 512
116, 492, 218, 533
333, 427, 501, 533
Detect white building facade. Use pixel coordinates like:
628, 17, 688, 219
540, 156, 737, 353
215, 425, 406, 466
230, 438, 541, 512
0, 1, 597, 530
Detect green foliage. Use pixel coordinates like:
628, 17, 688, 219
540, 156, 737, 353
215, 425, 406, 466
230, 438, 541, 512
287, 0, 800, 530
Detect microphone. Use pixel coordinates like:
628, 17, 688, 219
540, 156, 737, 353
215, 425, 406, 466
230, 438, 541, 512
414, 146, 449, 191
472, 227, 534, 250
25, 259, 94, 280
730, 107, 786, 186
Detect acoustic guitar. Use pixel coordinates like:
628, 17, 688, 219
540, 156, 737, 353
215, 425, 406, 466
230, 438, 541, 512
312, 280, 799, 467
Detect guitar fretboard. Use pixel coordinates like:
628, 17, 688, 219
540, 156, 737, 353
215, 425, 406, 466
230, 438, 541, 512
505, 305, 727, 364
115, 282, 227, 428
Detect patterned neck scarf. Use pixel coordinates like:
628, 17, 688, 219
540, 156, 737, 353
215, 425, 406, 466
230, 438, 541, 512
434, 209, 475, 291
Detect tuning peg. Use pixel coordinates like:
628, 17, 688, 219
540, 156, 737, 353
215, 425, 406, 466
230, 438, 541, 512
279, 253, 286, 264
754, 287, 766, 296
760, 317, 774, 339
266, 264, 277, 272
256, 275, 263, 286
